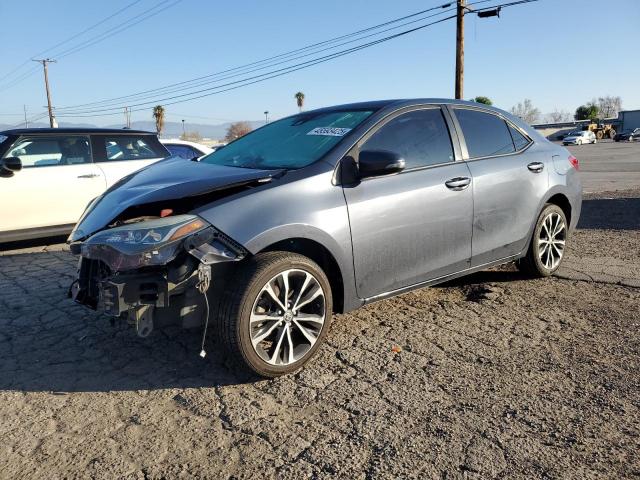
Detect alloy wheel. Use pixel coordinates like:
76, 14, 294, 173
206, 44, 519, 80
538, 212, 566, 270
249, 269, 326, 366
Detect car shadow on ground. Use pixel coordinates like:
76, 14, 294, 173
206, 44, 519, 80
578, 196, 640, 230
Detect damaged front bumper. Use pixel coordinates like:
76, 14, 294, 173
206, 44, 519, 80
69, 215, 246, 336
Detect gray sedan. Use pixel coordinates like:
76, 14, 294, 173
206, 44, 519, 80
67, 99, 582, 377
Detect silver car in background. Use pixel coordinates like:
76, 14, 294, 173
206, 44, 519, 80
68, 99, 582, 377
563, 130, 597, 145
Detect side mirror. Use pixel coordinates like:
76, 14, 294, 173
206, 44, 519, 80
1, 157, 22, 177
358, 150, 405, 178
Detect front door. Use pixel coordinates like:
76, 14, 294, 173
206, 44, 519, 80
0, 135, 105, 236
342, 107, 473, 299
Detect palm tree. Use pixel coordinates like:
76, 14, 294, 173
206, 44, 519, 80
294, 92, 305, 112
152, 105, 165, 136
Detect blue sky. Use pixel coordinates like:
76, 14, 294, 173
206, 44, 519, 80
0, 0, 638, 127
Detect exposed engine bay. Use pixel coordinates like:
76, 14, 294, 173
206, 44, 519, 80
69, 214, 246, 343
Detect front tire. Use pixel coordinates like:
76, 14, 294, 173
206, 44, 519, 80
217, 252, 332, 377
517, 204, 568, 277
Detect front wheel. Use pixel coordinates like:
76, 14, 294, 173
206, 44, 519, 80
577, 139, 582, 145
217, 252, 332, 377
517, 204, 568, 277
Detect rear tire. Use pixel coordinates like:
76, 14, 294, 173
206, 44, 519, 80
517, 204, 568, 277
216, 251, 333, 377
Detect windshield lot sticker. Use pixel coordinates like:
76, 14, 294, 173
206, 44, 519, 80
307, 127, 351, 137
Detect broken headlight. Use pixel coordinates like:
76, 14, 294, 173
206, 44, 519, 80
81, 215, 208, 271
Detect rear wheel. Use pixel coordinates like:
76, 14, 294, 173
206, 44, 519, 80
217, 252, 332, 377
517, 204, 567, 277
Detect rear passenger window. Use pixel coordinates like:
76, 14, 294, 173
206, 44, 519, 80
103, 135, 164, 161
508, 124, 530, 150
454, 109, 515, 158
361, 108, 454, 169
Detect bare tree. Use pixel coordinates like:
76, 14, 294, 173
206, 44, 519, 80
545, 109, 572, 123
180, 131, 202, 142
595, 96, 622, 119
225, 122, 253, 142
510, 99, 540, 124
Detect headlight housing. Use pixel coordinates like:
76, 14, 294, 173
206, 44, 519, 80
81, 215, 208, 271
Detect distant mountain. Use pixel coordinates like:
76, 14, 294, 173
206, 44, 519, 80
0, 120, 264, 141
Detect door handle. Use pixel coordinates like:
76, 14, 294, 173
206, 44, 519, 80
77, 173, 100, 178
527, 162, 545, 173
445, 177, 471, 191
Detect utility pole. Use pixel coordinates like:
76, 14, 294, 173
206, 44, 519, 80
182, 119, 186, 137
454, 2, 501, 99
33, 58, 57, 128
23, 105, 28, 128
455, 0, 465, 100
123, 106, 132, 128
264, 111, 269, 124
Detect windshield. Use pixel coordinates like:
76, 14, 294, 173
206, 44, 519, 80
200, 109, 374, 170
568, 131, 583, 136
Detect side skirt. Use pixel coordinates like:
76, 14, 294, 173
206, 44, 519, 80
362, 253, 523, 306
0, 224, 75, 243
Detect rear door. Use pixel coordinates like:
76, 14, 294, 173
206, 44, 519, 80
450, 106, 546, 266
343, 106, 473, 299
93, 134, 169, 188
0, 135, 105, 235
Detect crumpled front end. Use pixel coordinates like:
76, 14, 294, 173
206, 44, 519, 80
69, 214, 246, 337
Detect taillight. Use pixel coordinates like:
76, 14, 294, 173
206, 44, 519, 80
568, 155, 579, 170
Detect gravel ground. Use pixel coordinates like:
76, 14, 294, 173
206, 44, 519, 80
1, 189, 639, 479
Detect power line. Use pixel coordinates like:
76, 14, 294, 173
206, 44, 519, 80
55, 1, 458, 111
54, 0, 541, 119
0, 0, 181, 93
55, 0, 183, 59
56, 14, 458, 117
0, 0, 145, 87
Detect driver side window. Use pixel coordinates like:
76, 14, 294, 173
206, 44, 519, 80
360, 108, 455, 170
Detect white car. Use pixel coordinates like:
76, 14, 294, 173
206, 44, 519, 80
160, 139, 213, 159
0, 128, 170, 242
563, 130, 596, 145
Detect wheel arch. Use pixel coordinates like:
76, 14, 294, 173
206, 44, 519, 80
257, 237, 347, 314
546, 192, 572, 227
522, 189, 576, 256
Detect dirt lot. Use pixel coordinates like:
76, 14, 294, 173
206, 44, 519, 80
1, 187, 639, 478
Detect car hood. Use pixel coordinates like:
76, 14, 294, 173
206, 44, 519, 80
69, 157, 283, 241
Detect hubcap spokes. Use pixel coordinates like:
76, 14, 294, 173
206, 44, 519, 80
250, 269, 325, 366
538, 212, 566, 270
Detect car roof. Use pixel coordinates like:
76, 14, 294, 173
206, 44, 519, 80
0, 127, 156, 136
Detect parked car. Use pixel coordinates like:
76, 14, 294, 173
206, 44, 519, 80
0, 128, 170, 242
614, 128, 640, 142
160, 138, 213, 159
562, 130, 596, 145
68, 99, 582, 377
